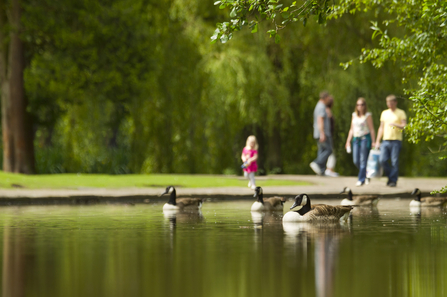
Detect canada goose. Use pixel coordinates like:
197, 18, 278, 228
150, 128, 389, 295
251, 187, 286, 211
160, 186, 203, 210
340, 187, 379, 206
283, 194, 353, 222
410, 188, 447, 208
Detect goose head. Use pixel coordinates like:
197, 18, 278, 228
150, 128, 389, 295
160, 186, 177, 205
253, 187, 264, 204
290, 194, 311, 210
340, 187, 353, 200
411, 188, 421, 201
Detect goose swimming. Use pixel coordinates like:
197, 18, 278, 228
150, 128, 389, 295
160, 186, 203, 210
283, 194, 352, 222
340, 187, 379, 206
251, 186, 285, 211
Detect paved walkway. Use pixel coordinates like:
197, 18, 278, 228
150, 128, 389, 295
0, 175, 445, 204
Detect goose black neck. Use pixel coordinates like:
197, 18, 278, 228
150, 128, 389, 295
257, 192, 264, 204
348, 190, 353, 201
168, 189, 177, 205
415, 193, 421, 202
297, 198, 311, 215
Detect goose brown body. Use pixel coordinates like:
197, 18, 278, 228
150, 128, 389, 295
340, 187, 379, 206
174, 198, 203, 209
411, 188, 447, 207
252, 187, 285, 211
301, 204, 353, 221
160, 186, 203, 210
283, 194, 353, 222
263, 196, 286, 210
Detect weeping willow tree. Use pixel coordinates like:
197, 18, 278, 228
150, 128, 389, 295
0, 0, 440, 178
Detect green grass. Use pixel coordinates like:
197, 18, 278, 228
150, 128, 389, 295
0, 172, 309, 189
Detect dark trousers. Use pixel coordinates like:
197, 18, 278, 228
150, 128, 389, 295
380, 140, 402, 183
313, 136, 332, 173
352, 136, 371, 183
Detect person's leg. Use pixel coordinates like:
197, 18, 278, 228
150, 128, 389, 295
313, 137, 333, 173
326, 154, 336, 170
358, 137, 369, 183
388, 141, 402, 184
249, 172, 256, 189
325, 137, 339, 176
352, 138, 360, 169
244, 171, 251, 187
380, 140, 391, 183
311, 140, 324, 175
325, 154, 339, 177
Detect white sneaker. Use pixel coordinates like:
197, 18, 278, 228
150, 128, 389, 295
324, 169, 339, 177
356, 181, 364, 187
310, 162, 322, 176
365, 178, 370, 185
251, 185, 256, 190
248, 181, 252, 188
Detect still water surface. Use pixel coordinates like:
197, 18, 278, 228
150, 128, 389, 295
0, 198, 446, 297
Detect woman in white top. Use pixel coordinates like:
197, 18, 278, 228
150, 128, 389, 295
345, 98, 376, 186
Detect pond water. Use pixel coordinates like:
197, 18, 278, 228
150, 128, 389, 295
0, 198, 446, 297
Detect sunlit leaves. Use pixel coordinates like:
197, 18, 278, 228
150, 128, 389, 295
334, 0, 447, 190
212, 0, 334, 43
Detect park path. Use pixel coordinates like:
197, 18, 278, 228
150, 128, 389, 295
0, 175, 444, 204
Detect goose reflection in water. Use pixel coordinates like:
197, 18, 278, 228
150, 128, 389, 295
163, 209, 204, 253
163, 209, 204, 228
410, 205, 447, 226
250, 211, 283, 226
250, 211, 284, 246
349, 205, 380, 224
283, 222, 350, 297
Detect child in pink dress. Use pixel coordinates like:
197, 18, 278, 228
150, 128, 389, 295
241, 135, 258, 190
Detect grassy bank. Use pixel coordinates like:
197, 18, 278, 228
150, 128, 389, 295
0, 172, 308, 189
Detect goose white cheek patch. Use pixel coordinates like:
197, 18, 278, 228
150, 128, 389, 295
168, 187, 174, 194
301, 196, 307, 206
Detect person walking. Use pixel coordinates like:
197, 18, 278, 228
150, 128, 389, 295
345, 98, 376, 186
241, 135, 259, 190
374, 95, 407, 187
310, 91, 333, 176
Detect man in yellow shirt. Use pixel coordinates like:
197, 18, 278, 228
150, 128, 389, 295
374, 95, 407, 187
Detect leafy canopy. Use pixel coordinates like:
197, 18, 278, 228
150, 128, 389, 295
213, 0, 447, 192
211, 0, 332, 44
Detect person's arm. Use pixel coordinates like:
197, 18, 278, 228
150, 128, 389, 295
375, 121, 384, 149
241, 151, 247, 162
317, 116, 326, 142
389, 119, 407, 129
345, 116, 354, 148
246, 152, 258, 165
366, 114, 376, 144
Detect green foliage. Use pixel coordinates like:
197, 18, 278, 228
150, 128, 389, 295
0, 0, 442, 183
214, 0, 447, 190
211, 0, 333, 44
334, 0, 447, 148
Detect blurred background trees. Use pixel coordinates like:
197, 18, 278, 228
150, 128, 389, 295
0, 0, 445, 177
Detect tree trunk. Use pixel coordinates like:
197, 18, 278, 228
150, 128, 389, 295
0, 0, 35, 174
